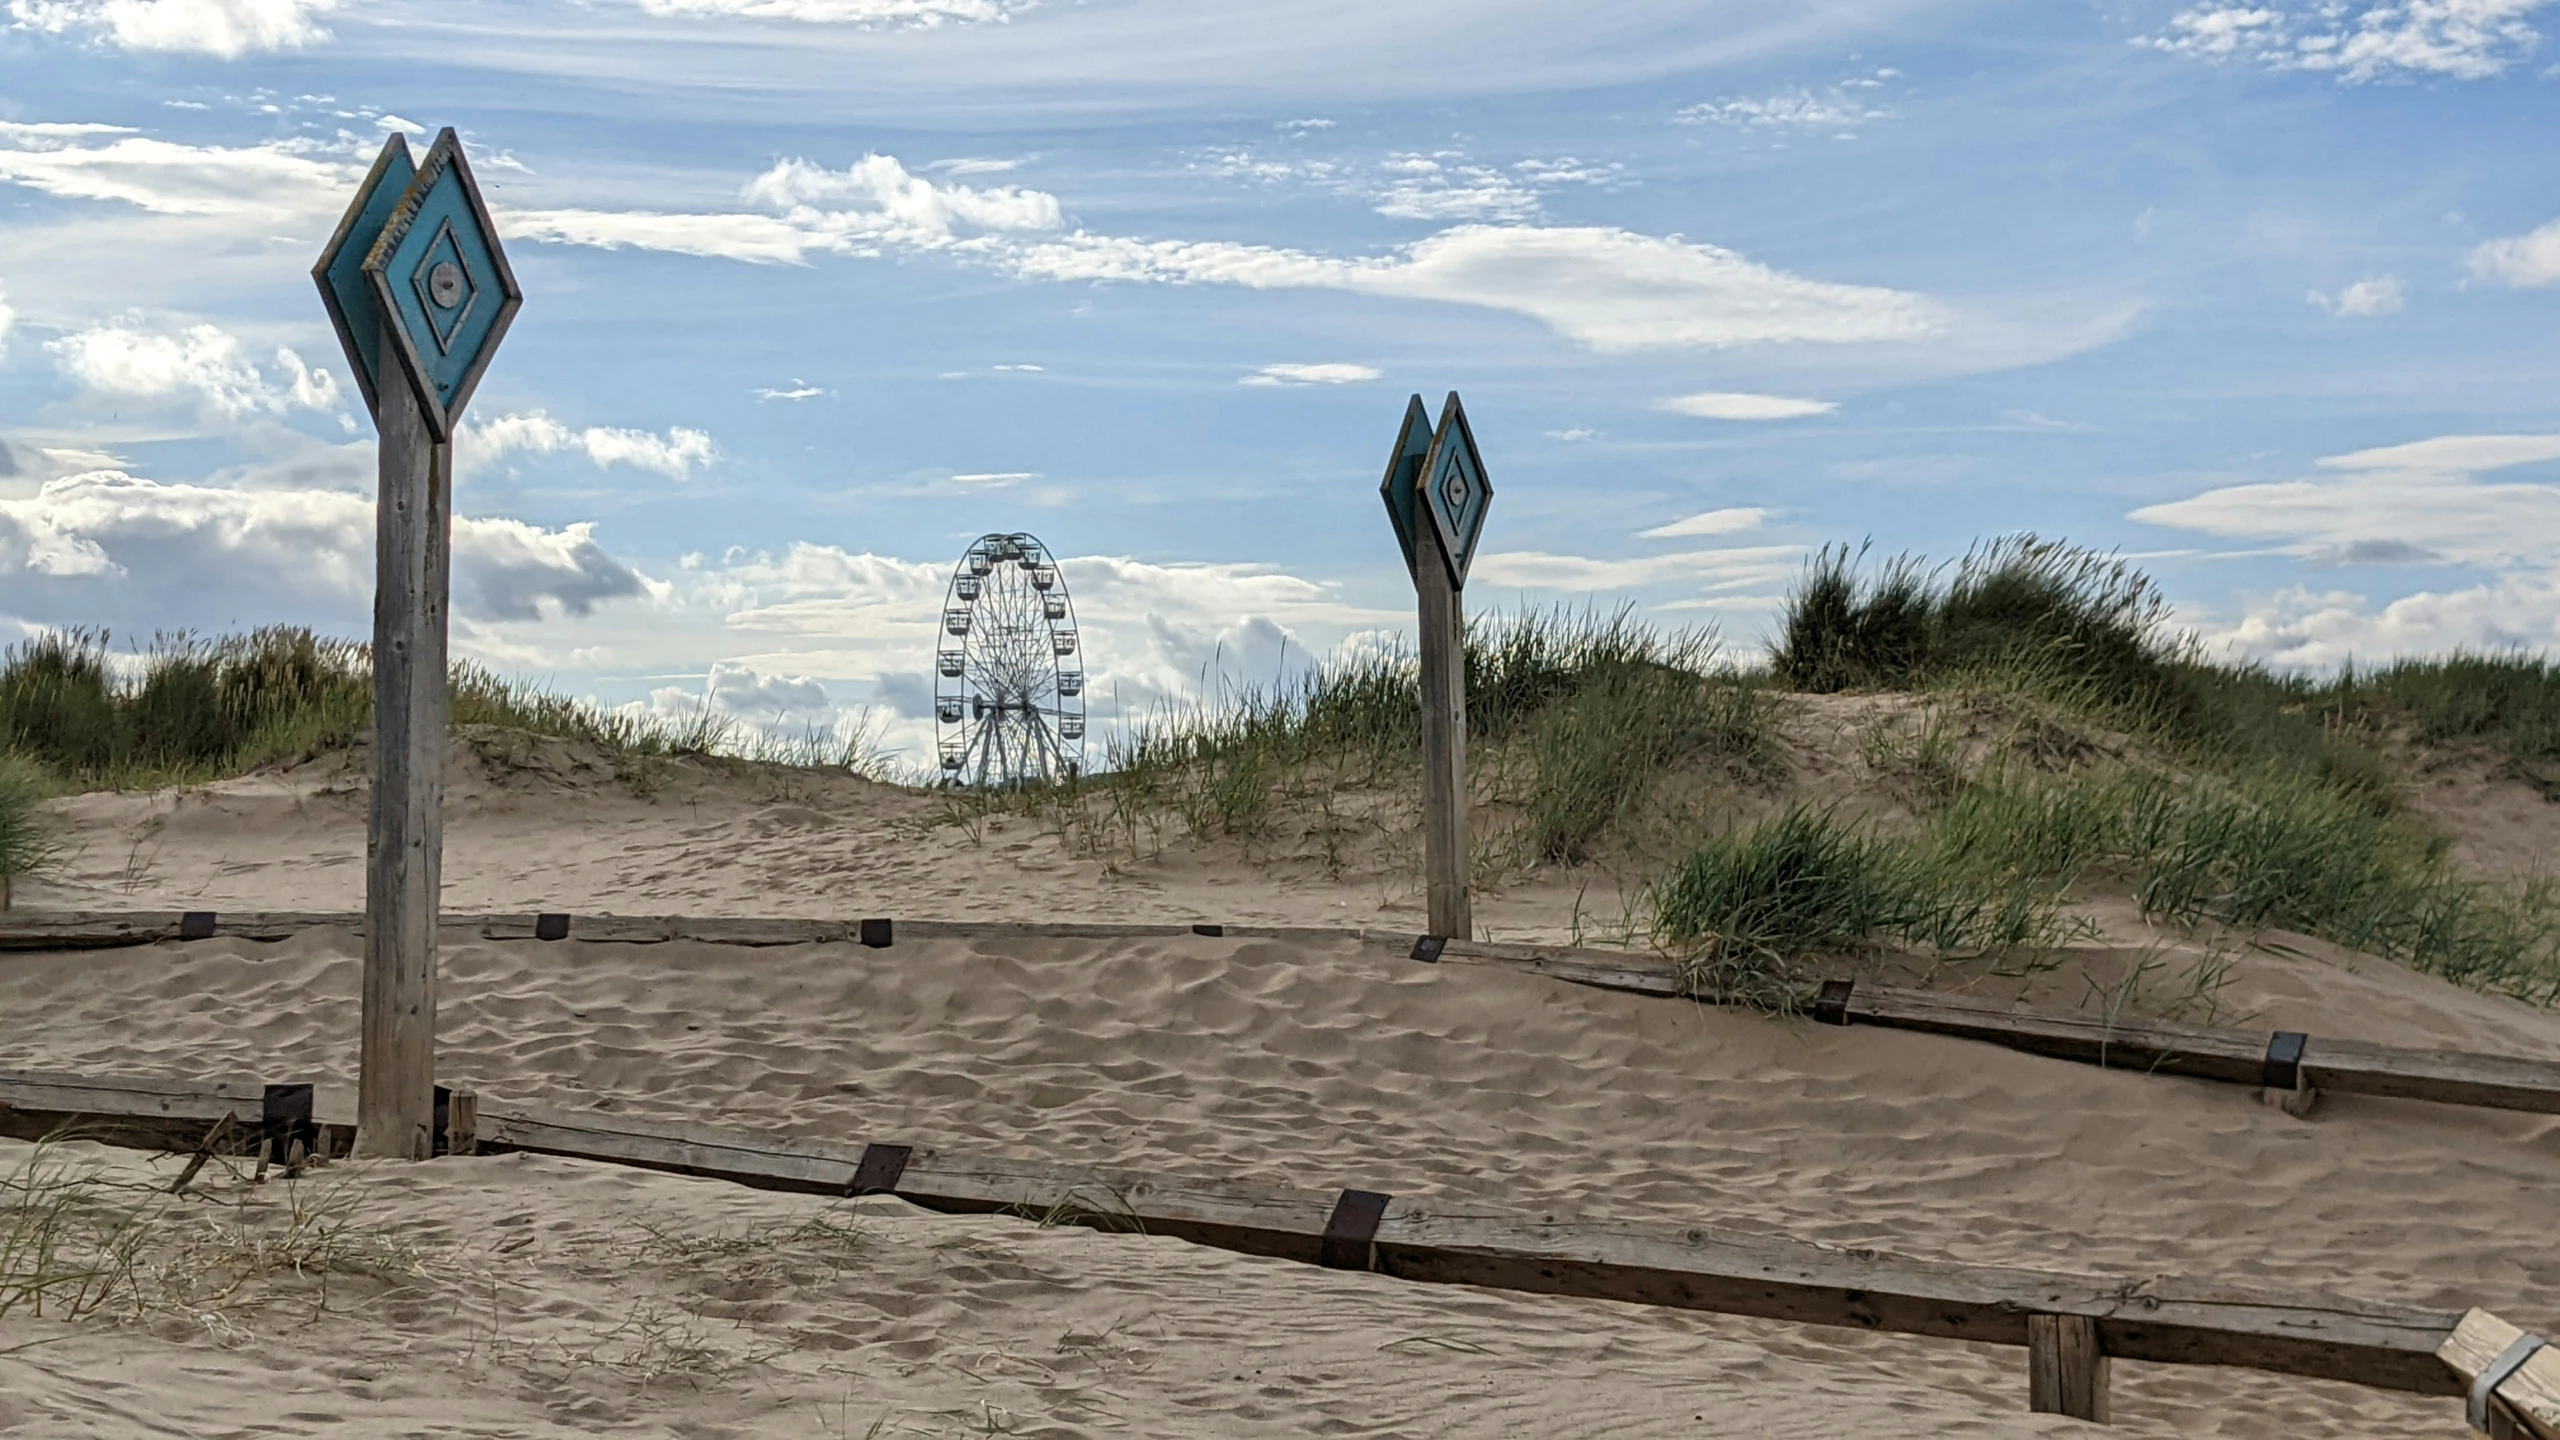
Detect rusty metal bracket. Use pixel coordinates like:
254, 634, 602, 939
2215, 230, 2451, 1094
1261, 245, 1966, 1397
850, 1143, 911, 1196
178, 911, 217, 940
2264, 1031, 2309, 1092
1192, 923, 1224, 937
859, 918, 894, 949
1320, 1188, 1391, 1271
1409, 936, 1446, 964
1812, 979, 1855, 1027
534, 912, 570, 941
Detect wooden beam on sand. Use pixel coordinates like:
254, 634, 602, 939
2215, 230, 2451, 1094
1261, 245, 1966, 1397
8, 1066, 2549, 1424
10, 910, 2560, 1119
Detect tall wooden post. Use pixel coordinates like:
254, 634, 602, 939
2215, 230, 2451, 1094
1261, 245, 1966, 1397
316, 128, 519, 1162
356, 333, 450, 1162
1414, 512, 1471, 941
2027, 1313, 2110, 1422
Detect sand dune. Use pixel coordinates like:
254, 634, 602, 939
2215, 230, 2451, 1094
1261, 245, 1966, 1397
8, 735, 2560, 1434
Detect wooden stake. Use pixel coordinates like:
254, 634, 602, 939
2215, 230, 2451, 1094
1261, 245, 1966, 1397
355, 342, 449, 1162
1414, 513, 1471, 941
2028, 1313, 2110, 1422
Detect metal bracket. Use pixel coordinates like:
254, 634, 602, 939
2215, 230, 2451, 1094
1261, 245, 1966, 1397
859, 918, 894, 949
2263, 1031, 2309, 1092
850, 1142, 911, 1196
1811, 979, 1855, 1027
431, 1085, 452, 1157
261, 1083, 316, 1166
2472, 1333, 2548, 1432
1192, 923, 1224, 937
533, 912, 570, 942
178, 911, 217, 941
1409, 936, 1446, 964
1320, 1189, 1391, 1271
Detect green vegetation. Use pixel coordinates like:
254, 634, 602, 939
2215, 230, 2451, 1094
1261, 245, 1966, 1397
0, 628, 880, 794
0, 755, 57, 908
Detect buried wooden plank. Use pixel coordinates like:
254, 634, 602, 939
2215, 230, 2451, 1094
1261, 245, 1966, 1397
464, 1099, 2472, 1400
0, 1069, 267, 1149
2303, 1038, 2560, 1116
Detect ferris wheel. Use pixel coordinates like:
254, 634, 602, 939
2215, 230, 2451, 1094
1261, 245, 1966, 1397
934, 532, 1084, 786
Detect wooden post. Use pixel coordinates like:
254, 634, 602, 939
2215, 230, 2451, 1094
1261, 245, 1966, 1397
355, 339, 450, 1162
2028, 1312, 2110, 1422
1414, 513, 1471, 941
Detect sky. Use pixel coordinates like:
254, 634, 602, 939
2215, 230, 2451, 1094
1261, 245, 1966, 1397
1, 0, 2557, 771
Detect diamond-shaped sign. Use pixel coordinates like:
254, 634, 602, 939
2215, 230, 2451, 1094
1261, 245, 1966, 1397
1376, 393, 1435, 583
1417, 391, 1493, 588
311, 133, 417, 416
362, 128, 521, 440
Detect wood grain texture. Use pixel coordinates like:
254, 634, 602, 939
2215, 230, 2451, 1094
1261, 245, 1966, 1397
2028, 1313, 2110, 1420
358, 338, 450, 1164
2439, 1308, 2560, 1440
1412, 513, 1472, 941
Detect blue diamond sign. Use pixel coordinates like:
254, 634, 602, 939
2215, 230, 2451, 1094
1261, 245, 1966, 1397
360, 128, 521, 440
1417, 391, 1493, 588
311, 134, 417, 416
1376, 394, 1436, 584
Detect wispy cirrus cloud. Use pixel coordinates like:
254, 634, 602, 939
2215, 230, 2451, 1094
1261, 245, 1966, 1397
7, 0, 338, 57
628, 0, 1031, 24
2307, 274, 2404, 316
2139, 1, 2552, 82
0, 121, 358, 219
1656, 391, 1837, 419
1240, 362, 1380, 386
1675, 70, 1901, 135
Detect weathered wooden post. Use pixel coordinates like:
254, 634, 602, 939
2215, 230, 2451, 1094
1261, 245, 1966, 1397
1378, 392, 1493, 941
314, 129, 521, 1160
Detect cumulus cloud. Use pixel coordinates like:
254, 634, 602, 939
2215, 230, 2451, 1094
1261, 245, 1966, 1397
48, 321, 340, 418
515, 151, 1943, 356
629, 0, 1028, 23
1656, 391, 1837, 420
2134, 432, 2560, 664
7, 0, 337, 56
0, 121, 358, 220
2140, 1, 2551, 82
1240, 362, 1381, 386
2307, 274, 2404, 316
461, 411, 719, 480
1640, 507, 1767, 539
0, 471, 646, 632
2471, 216, 2560, 287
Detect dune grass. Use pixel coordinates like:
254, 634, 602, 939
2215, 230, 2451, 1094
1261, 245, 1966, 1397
0, 628, 878, 794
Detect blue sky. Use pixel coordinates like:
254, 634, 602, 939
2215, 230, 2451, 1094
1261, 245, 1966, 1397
1, 0, 2556, 765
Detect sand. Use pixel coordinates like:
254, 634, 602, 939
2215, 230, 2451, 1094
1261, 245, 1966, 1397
7, 726, 2560, 1435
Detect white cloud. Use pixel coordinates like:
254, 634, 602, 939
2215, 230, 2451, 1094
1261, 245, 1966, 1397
1640, 507, 1767, 539
8, 0, 338, 56
991, 362, 1043, 371
0, 471, 646, 629
511, 149, 1944, 356
47, 321, 340, 418
949, 471, 1037, 485
1656, 391, 1837, 420
629, 0, 1029, 24
2140, 1, 2551, 82
0, 122, 357, 220
0, 287, 14, 354
461, 411, 720, 480
2471, 217, 2560, 287
1469, 543, 1800, 593
1675, 86, 1892, 133
696, 659, 830, 721
2134, 432, 2560, 663
1203, 146, 1619, 224
1240, 362, 1381, 387
1546, 427, 1599, 442
755, 380, 827, 401
2307, 274, 2404, 316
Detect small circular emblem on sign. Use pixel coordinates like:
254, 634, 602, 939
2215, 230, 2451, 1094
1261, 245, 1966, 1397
428, 262, 465, 309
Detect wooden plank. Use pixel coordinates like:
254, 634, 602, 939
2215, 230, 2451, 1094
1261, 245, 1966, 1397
2305, 1038, 2560, 1115
465, 1099, 2468, 1399
2439, 1308, 2560, 1440
1841, 984, 2274, 1084
2029, 1313, 2109, 1420
1412, 504, 1472, 942
0, 1070, 264, 1149
358, 340, 450, 1164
